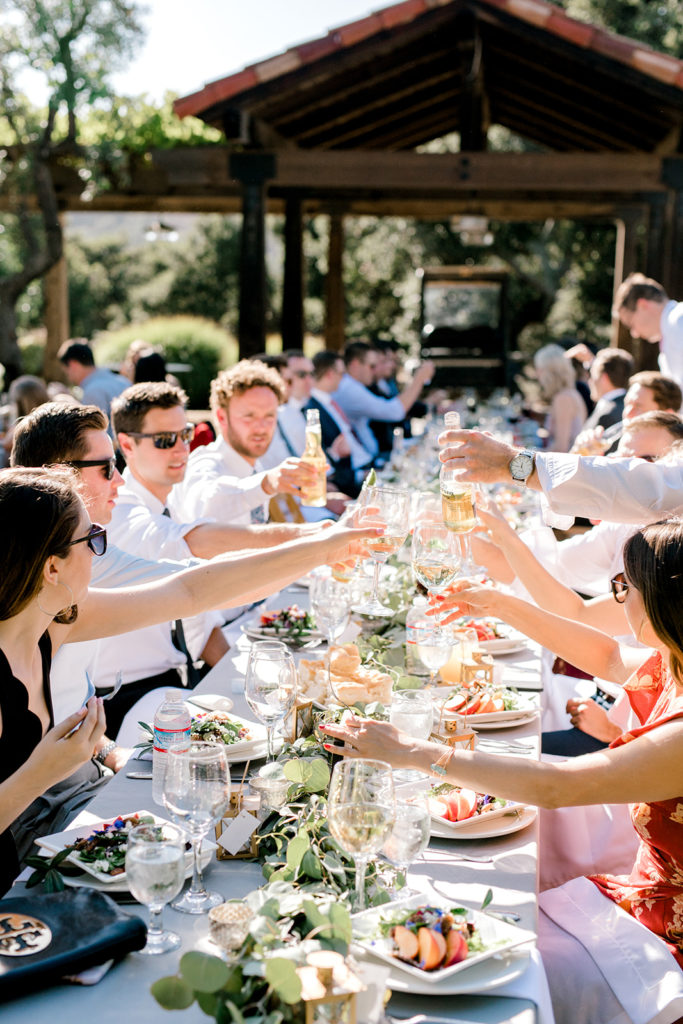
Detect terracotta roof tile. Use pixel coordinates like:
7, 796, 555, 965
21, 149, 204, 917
174, 0, 683, 122
546, 9, 594, 49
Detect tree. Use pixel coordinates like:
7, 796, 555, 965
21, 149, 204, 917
0, 0, 144, 381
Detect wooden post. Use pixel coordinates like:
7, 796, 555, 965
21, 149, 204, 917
230, 153, 276, 358
325, 211, 345, 352
282, 196, 304, 351
457, 13, 488, 152
611, 207, 644, 351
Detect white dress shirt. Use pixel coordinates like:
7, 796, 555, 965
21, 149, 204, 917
659, 299, 683, 386
175, 435, 269, 525
537, 452, 683, 524
523, 520, 636, 598
334, 373, 405, 457
311, 387, 373, 470
91, 470, 221, 689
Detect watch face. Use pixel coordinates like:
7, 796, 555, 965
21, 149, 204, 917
511, 453, 533, 480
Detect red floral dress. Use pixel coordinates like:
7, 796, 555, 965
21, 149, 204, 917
589, 651, 683, 966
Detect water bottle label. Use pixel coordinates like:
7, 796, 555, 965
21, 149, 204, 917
153, 726, 190, 753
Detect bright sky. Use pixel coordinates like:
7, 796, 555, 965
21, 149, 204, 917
111, 0, 386, 101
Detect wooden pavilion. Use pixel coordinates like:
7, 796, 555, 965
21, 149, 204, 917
50, 0, 683, 361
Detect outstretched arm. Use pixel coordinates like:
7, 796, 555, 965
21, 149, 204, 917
429, 581, 645, 684
57, 520, 379, 646
320, 712, 683, 809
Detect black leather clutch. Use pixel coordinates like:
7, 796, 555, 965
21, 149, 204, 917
0, 888, 147, 1000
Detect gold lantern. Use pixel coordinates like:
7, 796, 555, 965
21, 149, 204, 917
296, 950, 362, 1024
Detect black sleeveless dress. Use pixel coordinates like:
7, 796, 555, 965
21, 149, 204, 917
0, 632, 54, 896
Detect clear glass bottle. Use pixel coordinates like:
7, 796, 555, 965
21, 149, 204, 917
405, 595, 430, 677
300, 408, 327, 507
152, 690, 191, 804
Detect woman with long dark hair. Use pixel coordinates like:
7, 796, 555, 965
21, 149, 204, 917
322, 517, 683, 1024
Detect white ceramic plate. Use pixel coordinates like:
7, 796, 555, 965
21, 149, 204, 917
186, 693, 234, 714
352, 895, 535, 989
428, 798, 527, 834
242, 624, 325, 647
372, 947, 533, 995
470, 710, 539, 731
479, 637, 528, 655
439, 694, 537, 725
35, 810, 217, 888
189, 711, 270, 761
430, 805, 537, 840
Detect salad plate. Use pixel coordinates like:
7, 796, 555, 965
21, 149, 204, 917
479, 636, 528, 656
469, 710, 539, 731
438, 689, 537, 725
189, 709, 268, 762
430, 804, 537, 840
35, 810, 216, 888
242, 606, 324, 647
351, 896, 535, 993
426, 785, 528, 834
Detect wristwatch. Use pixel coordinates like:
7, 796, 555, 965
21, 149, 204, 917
95, 740, 118, 765
509, 449, 536, 487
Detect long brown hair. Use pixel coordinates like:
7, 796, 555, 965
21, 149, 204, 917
623, 518, 683, 683
0, 468, 83, 622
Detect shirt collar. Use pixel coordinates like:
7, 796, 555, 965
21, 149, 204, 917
215, 434, 263, 476
121, 467, 169, 515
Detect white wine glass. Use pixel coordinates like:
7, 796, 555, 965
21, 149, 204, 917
126, 822, 185, 954
245, 641, 297, 761
356, 485, 411, 617
162, 741, 231, 914
412, 523, 461, 638
389, 689, 434, 783
327, 758, 395, 911
309, 568, 352, 646
381, 792, 431, 898
440, 410, 481, 575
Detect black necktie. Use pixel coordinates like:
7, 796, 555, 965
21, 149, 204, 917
162, 507, 200, 688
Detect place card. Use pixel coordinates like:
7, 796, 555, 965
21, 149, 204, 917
216, 809, 259, 858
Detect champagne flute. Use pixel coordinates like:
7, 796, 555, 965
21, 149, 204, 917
381, 792, 431, 898
126, 822, 185, 953
327, 759, 395, 911
356, 485, 410, 617
162, 741, 231, 914
440, 410, 480, 575
389, 689, 434, 783
245, 640, 297, 761
412, 523, 461, 639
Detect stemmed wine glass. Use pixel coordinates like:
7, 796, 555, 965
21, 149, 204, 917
162, 741, 231, 914
327, 759, 395, 911
381, 791, 431, 898
356, 485, 410, 617
245, 640, 297, 761
309, 568, 352, 646
412, 523, 461, 639
125, 822, 185, 953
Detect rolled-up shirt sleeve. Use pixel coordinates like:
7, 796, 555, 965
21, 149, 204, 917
537, 452, 683, 524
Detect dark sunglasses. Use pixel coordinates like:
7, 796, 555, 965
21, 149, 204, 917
291, 370, 314, 379
68, 457, 116, 480
69, 523, 107, 556
125, 424, 195, 449
611, 572, 629, 603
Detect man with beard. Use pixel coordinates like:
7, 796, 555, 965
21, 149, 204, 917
177, 360, 315, 524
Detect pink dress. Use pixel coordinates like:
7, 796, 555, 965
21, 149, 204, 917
589, 651, 683, 967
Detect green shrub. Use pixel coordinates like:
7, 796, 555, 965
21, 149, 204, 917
94, 316, 238, 408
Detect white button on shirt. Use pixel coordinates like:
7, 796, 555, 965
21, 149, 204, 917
175, 435, 270, 525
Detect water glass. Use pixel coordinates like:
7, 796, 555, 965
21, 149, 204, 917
125, 822, 185, 953
245, 641, 297, 760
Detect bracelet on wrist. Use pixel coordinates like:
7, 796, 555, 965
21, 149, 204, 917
95, 740, 117, 765
430, 745, 456, 777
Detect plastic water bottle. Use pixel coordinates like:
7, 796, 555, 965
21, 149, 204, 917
405, 596, 430, 677
152, 690, 191, 804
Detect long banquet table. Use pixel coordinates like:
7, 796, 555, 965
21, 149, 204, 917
4, 587, 553, 1023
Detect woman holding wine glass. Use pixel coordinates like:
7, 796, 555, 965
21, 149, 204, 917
245, 641, 297, 761
162, 742, 231, 914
